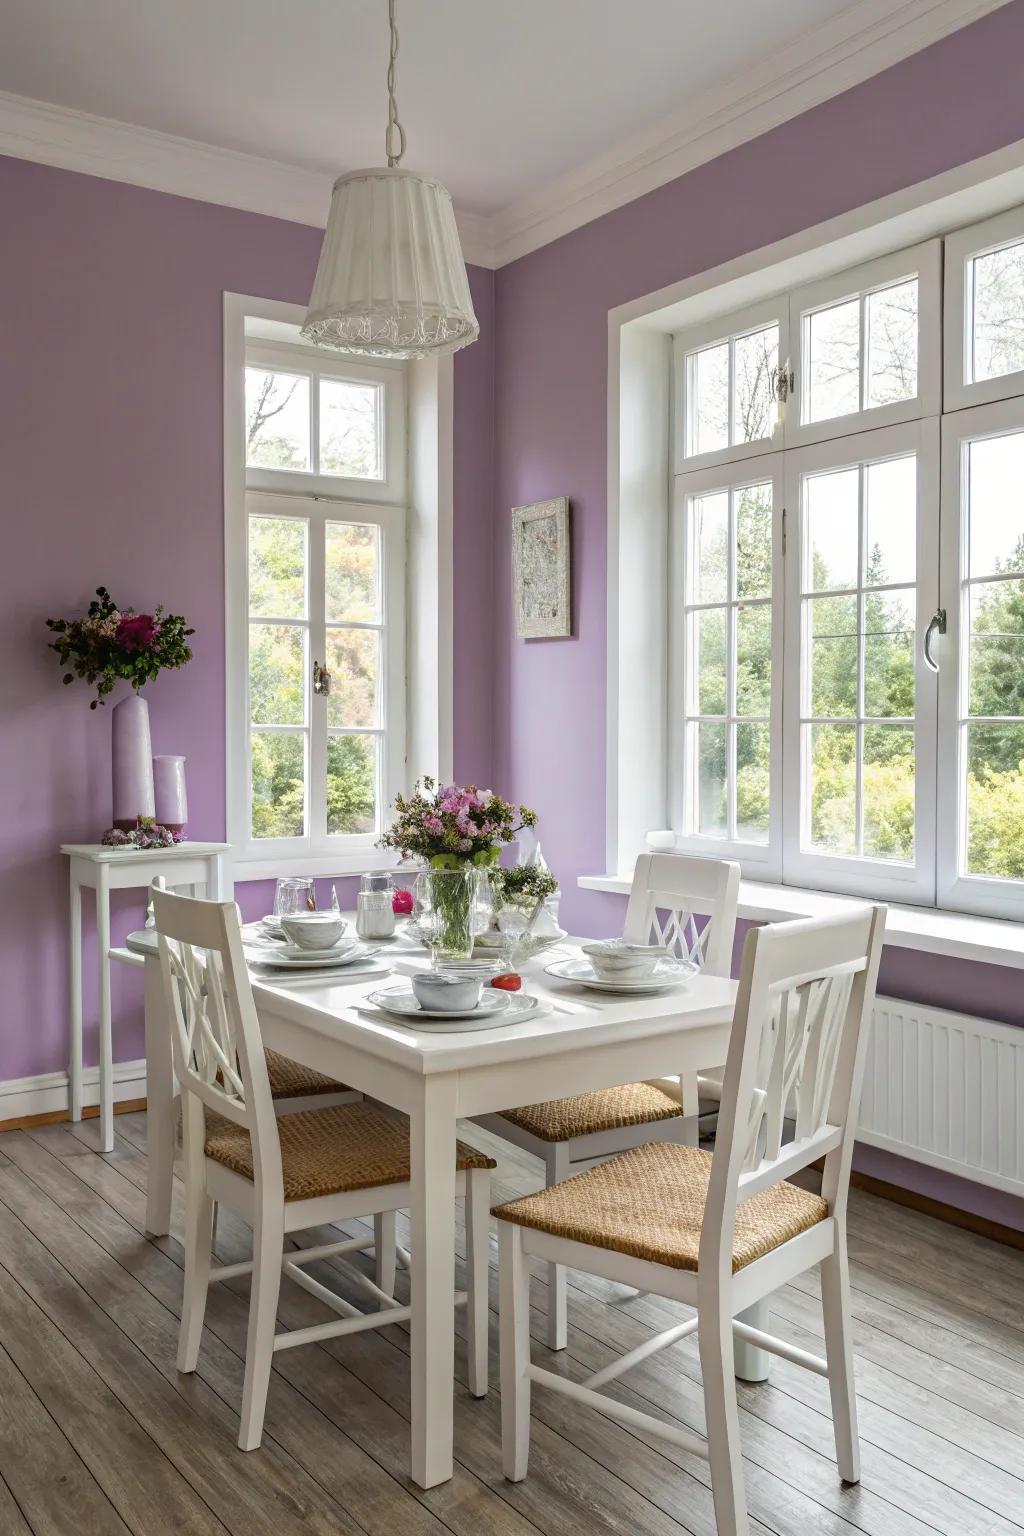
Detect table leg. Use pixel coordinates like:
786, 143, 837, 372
144, 953, 176, 1236
734, 1299, 771, 1382
96, 867, 114, 1154
409, 1075, 458, 1488
68, 871, 83, 1123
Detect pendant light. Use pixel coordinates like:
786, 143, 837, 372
301, 0, 479, 360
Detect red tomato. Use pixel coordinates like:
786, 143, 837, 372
392, 888, 414, 914
491, 972, 522, 991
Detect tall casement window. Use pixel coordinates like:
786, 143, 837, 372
228, 326, 406, 871
671, 213, 1024, 915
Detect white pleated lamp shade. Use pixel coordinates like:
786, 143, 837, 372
301, 167, 479, 359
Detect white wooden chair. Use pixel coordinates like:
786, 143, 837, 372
473, 852, 740, 1350
494, 906, 886, 1536
153, 888, 494, 1452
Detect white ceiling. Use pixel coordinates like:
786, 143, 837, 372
0, 0, 859, 215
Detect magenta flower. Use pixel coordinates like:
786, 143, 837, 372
116, 613, 159, 653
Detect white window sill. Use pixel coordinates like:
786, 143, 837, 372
578, 874, 1024, 971
232, 854, 404, 884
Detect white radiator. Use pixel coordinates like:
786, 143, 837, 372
858, 997, 1024, 1197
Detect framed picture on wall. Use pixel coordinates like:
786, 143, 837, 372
511, 497, 571, 639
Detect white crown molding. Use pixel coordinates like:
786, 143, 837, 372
488, 0, 1011, 266
0, 0, 1008, 273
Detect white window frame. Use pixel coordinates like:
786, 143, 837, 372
785, 240, 941, 448
240, 491, 406, 869
673, 298, 788, 474
944, 204, 1024, 413
670, 453, 784, 877
225, 295, 424, 879
937, 397, 1024, 919
782, 418, 940, 903
244, 338, 407, 505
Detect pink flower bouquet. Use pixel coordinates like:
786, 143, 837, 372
378, 777, 537, 867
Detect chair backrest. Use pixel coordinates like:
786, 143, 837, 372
153, 888, 281, 1187
699, 907, 886, 1281
622, 853, 740, 977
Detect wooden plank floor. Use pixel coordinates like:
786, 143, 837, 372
0, 1112, 1022, 1536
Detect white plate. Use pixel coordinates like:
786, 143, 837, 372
367, 985, 511, 1021
246, 942, 379, 971
272, 941, 362, 962
544, 956, 697, 993
473, 927, 568, 959
365, 991, 543, 1031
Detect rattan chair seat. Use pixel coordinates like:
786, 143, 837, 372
493, 1141, 828, 1273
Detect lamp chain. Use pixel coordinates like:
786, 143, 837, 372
385, 0, 406, 167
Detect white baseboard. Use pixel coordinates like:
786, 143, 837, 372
0, 1059, 147, 1124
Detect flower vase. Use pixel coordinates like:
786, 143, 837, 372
424, 866, 476, 962
111, 694, 155, 829
153, 754, 188, 835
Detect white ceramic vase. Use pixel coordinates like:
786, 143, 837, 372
153, 754, 188, 833
111, 694, 155, 829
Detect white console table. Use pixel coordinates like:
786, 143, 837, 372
62, 841, 230, 1151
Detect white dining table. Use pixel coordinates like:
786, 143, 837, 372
115, 926, 743, 1489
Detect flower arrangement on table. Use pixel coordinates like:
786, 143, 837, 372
378, 777, 537, 868
46, 586, 194, 708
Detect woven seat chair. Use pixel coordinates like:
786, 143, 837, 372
154, 888, 494, 1452
494, 906, 886, 1536
473, 851, 739, 1350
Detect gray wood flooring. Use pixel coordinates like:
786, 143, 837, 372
0, 1110, 1022, 1535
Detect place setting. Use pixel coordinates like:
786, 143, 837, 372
360, 969, 547, 1033
545, 938, 697, 994
243, 905, 388, 982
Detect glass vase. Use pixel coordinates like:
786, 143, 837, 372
422, 868, 476, 962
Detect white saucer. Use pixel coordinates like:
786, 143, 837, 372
366, 985, 511, 1020
365, 991, 543, 1031
273, 941, 362, 962
246, 942, 378, 970
544, 956, 697, 993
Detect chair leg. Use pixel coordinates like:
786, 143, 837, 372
374, 1210, 397, 1297
679, 1072, 701, 1148
544, 1145, 568, 1351
498, 1221, 531, 1481
821, 1233, 860, 1484
698, 1301, 750, 1536
465, 1170, 490, 1398
177, 1179, 214, 1373
238, 1204, 284, 1452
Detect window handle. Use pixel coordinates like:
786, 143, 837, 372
313, 660, 332, 696
923, 608, 946, 673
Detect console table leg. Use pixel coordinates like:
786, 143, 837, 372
68, 872, 83, 1123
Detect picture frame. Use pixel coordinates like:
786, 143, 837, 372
511, 497, 571, 639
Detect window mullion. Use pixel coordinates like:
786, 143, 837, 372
727, 489, 738, 839
308, 518, 328, 849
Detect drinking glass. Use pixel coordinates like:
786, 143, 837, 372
274, 877, 316, 917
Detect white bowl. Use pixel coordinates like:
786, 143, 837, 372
280, 913, 349, 951
412, 973, 483, 1012
581, 939, 669, 980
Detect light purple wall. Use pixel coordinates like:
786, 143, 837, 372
489, 5, 1024, 1224
0, 155, 493, 1084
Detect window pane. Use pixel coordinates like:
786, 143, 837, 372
696, 722, 727, 837
864, 590, 915, 718
865, 456, 916, 587
736, 602, 771, 716
863, 725, 915, 861
966, 723, 1024, 878
320, 378, 381, 478
245, 367, 310, 470
806, 298, 860, 423
972, 242, 1024, 384
808, 595, 858, 717
866, 279, 918, 407
249, 624, 305, 725
805, 468, 858, 591
695, 608, 727, 715
326, 628, 380, 728
967, 432, 1024, 576
732, 326, 777, 445
968, 579, 1024, 717
689, 344, 729, 456
251, 730, 305, 839
736, 483, 773, 599
736, 722, 770, 844
690, 492, 729, 604
327, 734, 377, 835
326, 522, 381, 622
248, 516, 306, 619
808, 723, 856, 854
